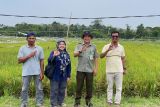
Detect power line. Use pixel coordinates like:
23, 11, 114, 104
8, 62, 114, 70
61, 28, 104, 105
0, 13, 160, 19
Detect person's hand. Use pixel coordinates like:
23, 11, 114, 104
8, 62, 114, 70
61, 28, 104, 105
82, 45, 87, 51
40, 72, 44, 80
80, 45, 89, 52
123, 69, 127, 75
107, 45, 113, 52
53, 50, 60, 56
28, 50, 37, 58
67, 77, 71, 85
67, 78, 70, 82
93, 69, 97, 76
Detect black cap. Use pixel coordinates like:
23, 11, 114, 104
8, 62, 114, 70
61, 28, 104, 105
82, 31, 93, 39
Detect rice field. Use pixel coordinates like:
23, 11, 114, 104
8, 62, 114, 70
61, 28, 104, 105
0, 37, 160, 98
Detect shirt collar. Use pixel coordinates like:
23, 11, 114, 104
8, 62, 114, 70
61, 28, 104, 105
82, 42, 92, 46
109, 42, 120, 47
26, 44, 37, 48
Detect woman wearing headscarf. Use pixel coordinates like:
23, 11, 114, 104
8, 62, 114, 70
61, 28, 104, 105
48, 39, 71, 107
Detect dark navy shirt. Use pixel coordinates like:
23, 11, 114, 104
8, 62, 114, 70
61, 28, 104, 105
48, 51, 71, 81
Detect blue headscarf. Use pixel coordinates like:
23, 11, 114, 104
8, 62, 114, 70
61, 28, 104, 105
56, 40, 70, 72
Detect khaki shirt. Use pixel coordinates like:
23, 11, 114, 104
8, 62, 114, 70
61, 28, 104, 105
74, 43, 99, 73
102, 43, 125, 73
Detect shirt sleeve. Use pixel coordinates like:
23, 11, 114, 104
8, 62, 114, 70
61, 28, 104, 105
39, 47, 44, 60
121, 46, 125, 57
66, 62, 71, 78
94, 46, 99, 58
74, 45, 80, 53
17, 47, 24, 58
102, 45, 109, 53
48, 51, 54, 62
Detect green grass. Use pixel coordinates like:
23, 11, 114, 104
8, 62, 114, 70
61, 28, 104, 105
0, 37, 160, 98
0, 96, 160, 107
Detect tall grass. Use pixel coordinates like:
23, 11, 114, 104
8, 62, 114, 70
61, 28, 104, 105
0, 37, 160, 98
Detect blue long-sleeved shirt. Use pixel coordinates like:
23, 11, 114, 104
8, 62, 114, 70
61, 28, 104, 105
48, 51, 71, 81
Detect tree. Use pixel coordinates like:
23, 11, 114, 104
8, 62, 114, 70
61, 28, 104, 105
152, 27, 160, 38
91, 19, 103, 29
136, 24, 145, 38
124, 24, 136, 39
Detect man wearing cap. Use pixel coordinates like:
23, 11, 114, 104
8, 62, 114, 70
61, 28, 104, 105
74, 31, 99, 107
100, 31, 126, 107
17, 32, 44, 107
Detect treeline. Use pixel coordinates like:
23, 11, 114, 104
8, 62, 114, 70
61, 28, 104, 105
0, 20, 160, 39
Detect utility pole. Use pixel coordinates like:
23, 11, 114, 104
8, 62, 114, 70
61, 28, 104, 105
66, 12, 72, 44
65, 12, 72, 97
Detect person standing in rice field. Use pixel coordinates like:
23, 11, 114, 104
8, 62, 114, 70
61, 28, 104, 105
48, 39, 71, 107
74, 31, 99, 107
100, 31, 126, 107
17, 32, 44, 107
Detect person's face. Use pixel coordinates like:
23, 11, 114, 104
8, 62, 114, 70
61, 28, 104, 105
83, 35, 92, 44
27, 36, 36, 45
58, 41, 66, 50
111, 33, 119, 43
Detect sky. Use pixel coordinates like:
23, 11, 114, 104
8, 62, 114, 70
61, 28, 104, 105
0, 0, 160, 29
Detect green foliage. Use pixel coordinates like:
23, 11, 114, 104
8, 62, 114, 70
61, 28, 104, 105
1, 20, 160, 39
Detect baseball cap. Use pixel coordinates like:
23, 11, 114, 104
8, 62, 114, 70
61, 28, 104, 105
82, 31, 93, 39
